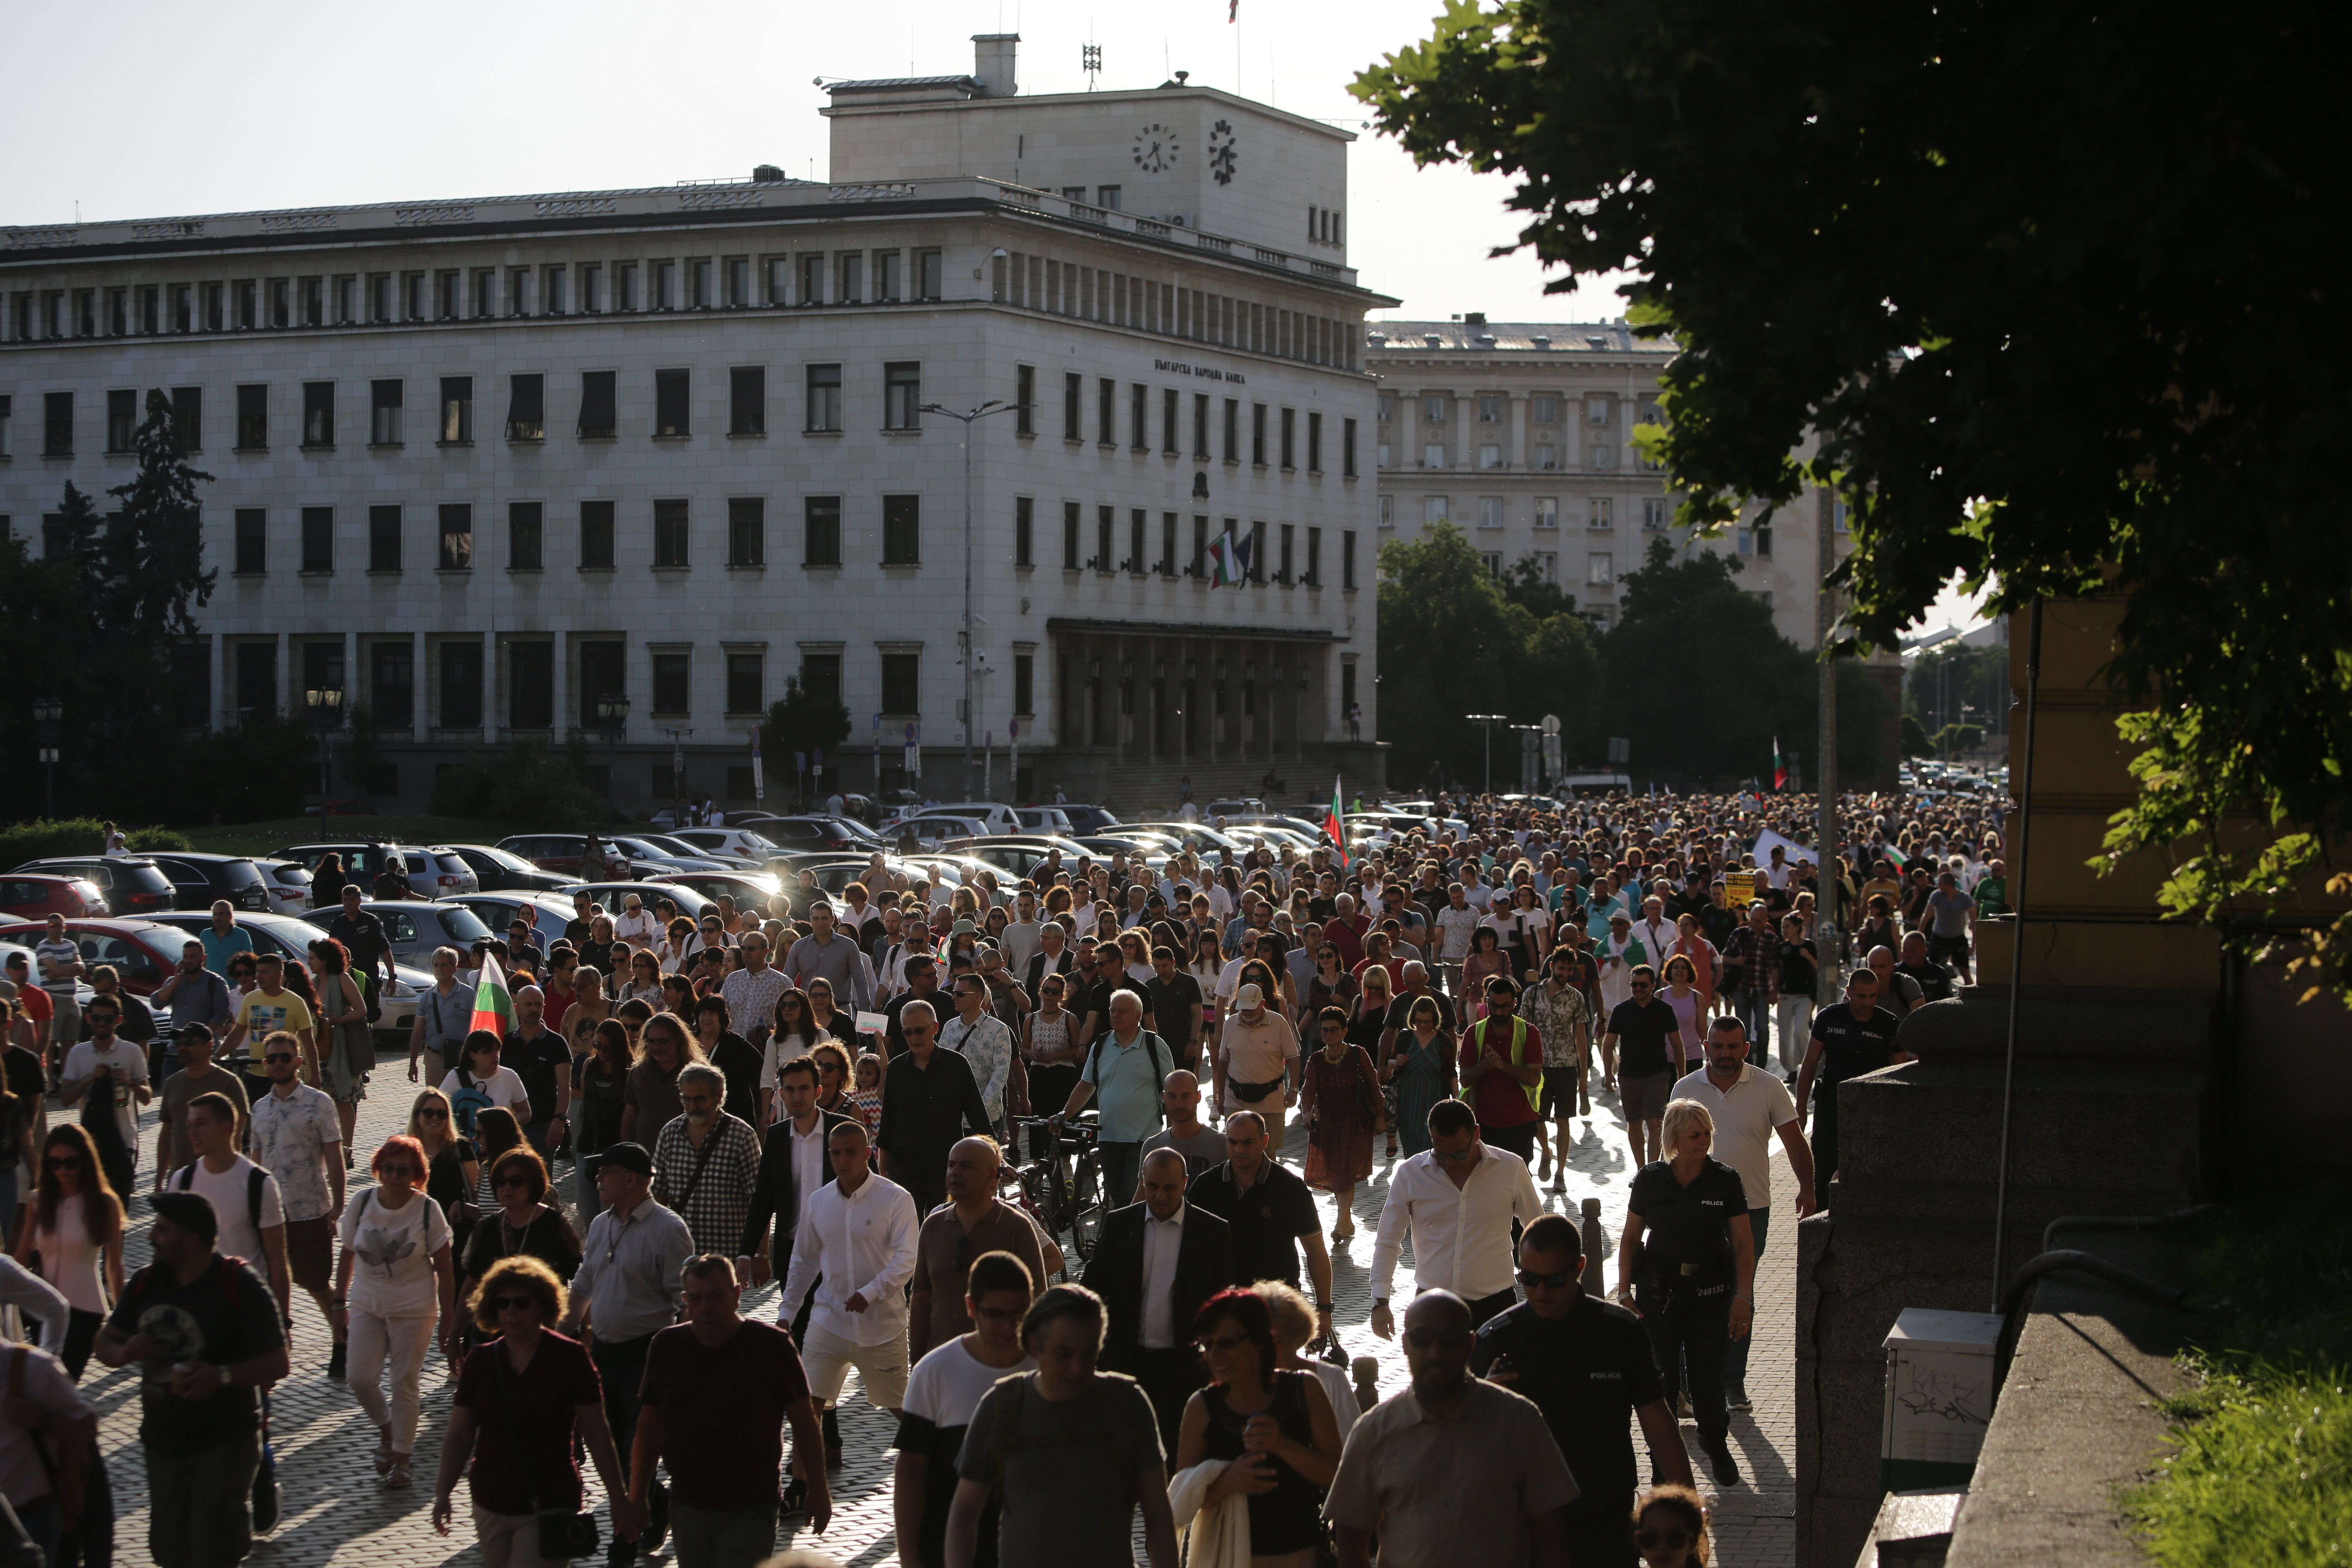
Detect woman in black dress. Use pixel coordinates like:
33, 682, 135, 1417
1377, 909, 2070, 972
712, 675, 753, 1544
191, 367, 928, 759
1173, 1287, 1343, 1566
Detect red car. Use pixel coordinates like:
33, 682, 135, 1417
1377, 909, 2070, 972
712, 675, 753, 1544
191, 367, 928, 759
0, 918, 187, 996
0, 874, 108, 920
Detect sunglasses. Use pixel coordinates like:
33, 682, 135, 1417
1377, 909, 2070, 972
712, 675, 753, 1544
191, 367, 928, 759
1196, 1331, 1249, 1354
491, 1294, 539, 1313
1635, 1528, 1693, 1551
420, 1107, 449, 1120
378, 1165, 417, 1180
44, 1155, 83, 1171
494, 1174, 534, 1188
1403, 1327, 1472, 1351
264, 1052, 297, 1064
1517, 1267, 1575, 1289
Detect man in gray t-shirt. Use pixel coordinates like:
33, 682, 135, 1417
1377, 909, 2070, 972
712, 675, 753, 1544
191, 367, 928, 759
954, 1364, 1169, 1568
1924, 872, 1976, 979
1140, 1070, 1228, 1182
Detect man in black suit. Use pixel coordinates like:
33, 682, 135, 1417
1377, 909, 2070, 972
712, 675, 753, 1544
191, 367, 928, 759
1084, 1145, 1237, 1452
742, 1050, 856, 1479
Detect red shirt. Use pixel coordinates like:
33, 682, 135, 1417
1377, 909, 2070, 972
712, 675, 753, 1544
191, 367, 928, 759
1459, 1016, 1544, 1129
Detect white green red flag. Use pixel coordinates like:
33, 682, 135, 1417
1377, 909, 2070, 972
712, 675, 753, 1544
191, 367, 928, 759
1325, 776, 1348, 867
470, 951, 514, 1038
1773, 737, 1788, 791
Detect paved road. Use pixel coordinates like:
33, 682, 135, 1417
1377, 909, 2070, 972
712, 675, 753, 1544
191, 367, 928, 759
71, 1047, 1799, 1567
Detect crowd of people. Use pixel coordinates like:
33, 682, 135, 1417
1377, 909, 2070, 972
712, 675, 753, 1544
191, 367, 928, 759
0, 781, 2009, 1568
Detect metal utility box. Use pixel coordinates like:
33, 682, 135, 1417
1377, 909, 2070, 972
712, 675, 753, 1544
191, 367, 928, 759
1880, 1308, 2004, 1494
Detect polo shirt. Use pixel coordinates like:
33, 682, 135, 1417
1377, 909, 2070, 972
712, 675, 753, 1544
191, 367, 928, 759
1469, 1293, 1660, 1522
1670, 1063, 1797, 1216
1627, 1156, 1748, 1270
1187, 1158, 1318, 1289
1322, 1379, 1579, 1568
1079, 1029, 1168, 1144
1605, 997, 1681, 1080
199, 926, 252, 978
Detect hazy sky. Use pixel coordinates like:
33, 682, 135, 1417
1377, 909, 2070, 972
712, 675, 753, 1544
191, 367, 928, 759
3, 0, 1984, 630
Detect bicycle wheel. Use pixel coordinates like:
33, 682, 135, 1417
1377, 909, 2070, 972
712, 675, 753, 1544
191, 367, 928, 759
1068, 1149, 1105, 1261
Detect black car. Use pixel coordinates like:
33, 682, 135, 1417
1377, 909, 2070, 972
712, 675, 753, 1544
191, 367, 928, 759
11, 856, 183, 915
441, 844, 573, 893
730, 815, 882, 854
140, 851, 273, 913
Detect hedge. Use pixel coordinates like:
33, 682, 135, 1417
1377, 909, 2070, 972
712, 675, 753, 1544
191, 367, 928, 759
0, 818, 192, 868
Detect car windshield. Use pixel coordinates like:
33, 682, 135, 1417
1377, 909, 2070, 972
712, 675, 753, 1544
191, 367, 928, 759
433, 906, 494, 942
470, 845, 539, 873
216, 860, 266, 889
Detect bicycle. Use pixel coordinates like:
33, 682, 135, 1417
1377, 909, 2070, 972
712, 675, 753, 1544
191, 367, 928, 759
1011, 1113, 1107, 1263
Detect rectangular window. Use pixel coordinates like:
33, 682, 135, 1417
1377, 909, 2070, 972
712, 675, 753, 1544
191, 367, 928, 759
1423, 496, 1450, 525
1223, 398, 1238, 461
434, 270, 461, 320
1252, 404, 1268, 466
1097, 506, 1114, 572
806, 364, 842, 432
581, 501, 616, 568
510, 641, 555, 730
370, 379, 402, 444
1479, 442, 1502, 470
1279, 523, 1296, 583
1063, 501, 1082, 569
882, 494, 921, 565
884, 362, 921, 430
506, 267, 530, 317
726, 256, 750, 307
1644, 496, 1670, 531
1097, 378, 1115, 444
726, 652, 764, 715
727, 497, 764, 566
729, 366, 765, 435
1379, 495, 1394, 528
1343, 530, 1358, 589
1755, 521, 1773, 558
798, 254, 823, 305
838, 253, 865, 305
1014, 365, 1035, 436
1533, 395, 1558, 424
472, 270, 495, 318
1587, 552, 1614, 586
1249, 520, 1267, 582
652, 651, 691, 715
1192, 515, 1209, 577
296, 382, 332, 448
1423, 441, 1447, 469
690, 258, 713, 309
1588, 496, 1613, 528
368, 505, 401, 571
1194, 393, 1210, 459
1535, 497, 1560, 529
877, 250, 902, 302
235, 279, 258, 330
578, 641, 625, 728
1096, 185, 1121, 209
581, 263, 602, 313
171, 387, 202, 452
1479, 497, 1505, 530
267, 279, 290, 328
1129, 383, 1148, 451
918, 248, 943, 300
1306, 526, 1322, 587
106, 389, 137, 452
1307, 411, 1323, 474
371, 642, 413, 728
1162, 511, 1179, 575
804, 495, 842, 566
509, 502, 544, 570
616, 262, 638, 311
300, 507, 332, 572
880, 651, 920, 715
234, 508, 267, 573
506, 374, 545, 441
1587, 395, 1613, 426
234, 384, 266, 449
579, 371, 617, 438
656, 261, 678, 309
236, 642, 277, 717
439, 377, 472, 443
801, 652, 843, 713
1014, 497, 1034, 566
440, 639, 480, 733
1482, 552, 1504, 578
654, 370, 690, 437
439, 504, 473, 570
1342, 416, 1357, 477
1013, 653, 1034, 716
1129, 509, 1147, 575
653, 499, 690, 568
1281, 407, 1296, 469
1063, 373, 1082, 440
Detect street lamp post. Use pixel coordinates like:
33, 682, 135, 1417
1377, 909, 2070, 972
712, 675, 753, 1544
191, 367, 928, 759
1465, 713, 1507, 796
597, 692, 631, 808
31, 697, 62, 819
661, 727, 692, 829
304, 686, 344, 828
919, 397, 1019, 801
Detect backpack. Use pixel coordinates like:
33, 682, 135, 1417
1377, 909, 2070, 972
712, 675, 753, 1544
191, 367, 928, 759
1082, 1028, 1171, 1098
174, 1160, 270, 1241
449, 1066, 496, 1135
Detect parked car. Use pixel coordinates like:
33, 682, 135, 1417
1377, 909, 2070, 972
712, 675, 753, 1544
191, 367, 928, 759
719, 815, 880, 855
496, 833, 637, 879
11, 857, 182, 915
667, 826, 784, 863
634, 871, 787, 916
1056, 804, 1121, 835
250, 858, 316, 914
297, 900, 495, 966
559, 881, 720, 923
0, 941, 96, 1009
621, 833, 764, 871
0, 874, 108, 920
1203, 797, 1268, 819
140, 851, 274, 913
0, 918, 188, 995
441, 843, 574, 893
604, 837, 743, 875
271, 842, 474, 900
940, 836, 1095, 880
452, 893, 581, 953
1012, 807, 1075, 835
889, 814, 996, 851
147, 909, 430, 1042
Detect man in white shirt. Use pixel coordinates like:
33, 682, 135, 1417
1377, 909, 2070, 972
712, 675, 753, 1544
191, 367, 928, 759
1433, 884, 1481, 1001
1673, 1013, 1816, 1411
60, 993, 151, 1195
1368, 1097, 1544, 1334
169, 1090, 292, 1321
781, 1120, 920, 1418
615, 893, 660, 946
1082, 1146, 1236, 1453
248, 1028, 348, 1377
1630, 897, 1678, 985
998, 891, 1044, 979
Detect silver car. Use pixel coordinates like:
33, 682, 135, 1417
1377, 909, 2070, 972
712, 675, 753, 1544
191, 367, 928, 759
145, 909, 431, 1042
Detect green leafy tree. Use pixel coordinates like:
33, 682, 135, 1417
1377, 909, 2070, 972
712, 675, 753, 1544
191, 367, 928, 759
1355, 2, 2352, 994
101, 390, 217, 645
1902, 713, 1933, 759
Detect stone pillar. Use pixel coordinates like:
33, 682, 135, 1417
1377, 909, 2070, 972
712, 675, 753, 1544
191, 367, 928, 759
482, 630, 499, 743
342, 629, 358, 712
552, 630, 570, 740
411, 632, 428, 742
208, 635, 225, 731
274, 633, 291, 719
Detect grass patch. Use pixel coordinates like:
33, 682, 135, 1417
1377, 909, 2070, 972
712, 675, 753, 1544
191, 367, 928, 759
2120, 1197, 2352, 1566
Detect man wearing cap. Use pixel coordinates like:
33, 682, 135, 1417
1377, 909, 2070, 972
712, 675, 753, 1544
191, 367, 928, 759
566, 1141, 695, 1567
95, 1189, 290, 1568
1217, 982, 1301, 1147
155, 1025, 250, 1185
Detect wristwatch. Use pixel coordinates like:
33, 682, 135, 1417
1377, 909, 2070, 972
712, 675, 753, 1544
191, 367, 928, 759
214, 1363, 235, 1389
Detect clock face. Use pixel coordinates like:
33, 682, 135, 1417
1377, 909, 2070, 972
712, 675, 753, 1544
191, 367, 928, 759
1132, 123, 1178, 174
1207, 119, 1238, 186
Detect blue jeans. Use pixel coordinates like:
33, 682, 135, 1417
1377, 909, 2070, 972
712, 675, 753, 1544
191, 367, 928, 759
1725, 1205, 1769, 1388
668, 1502, 777, 1568
1733, 992, 1772, 1067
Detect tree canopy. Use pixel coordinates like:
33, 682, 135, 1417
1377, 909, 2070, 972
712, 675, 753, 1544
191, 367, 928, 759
1356, 0, 2352, 992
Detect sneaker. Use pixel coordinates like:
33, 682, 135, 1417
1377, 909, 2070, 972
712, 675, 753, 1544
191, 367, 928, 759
1725, 1378, 1751, 1411
1707, 1437, 1743, 1487
779, 1477, 808, 1519
327, 1341, 347, 1382
1673, 1391, 1692, 1421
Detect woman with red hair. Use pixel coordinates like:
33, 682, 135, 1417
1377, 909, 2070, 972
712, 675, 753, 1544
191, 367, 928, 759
334, 1133, 458, 1489
1172, 1287, 1344, 1566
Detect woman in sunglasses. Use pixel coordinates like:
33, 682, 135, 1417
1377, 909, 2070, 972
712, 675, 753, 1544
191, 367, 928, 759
408, 1088, 479, 1226
803, 976, 851, 1044
457, 1147, 580, 1333
14, 1124, 125, 1380
1633, 1484, 1711, 1567
1172, 1287, 1343, 1565
335, 1133, 457, 1488
807, 1040, 856, 1120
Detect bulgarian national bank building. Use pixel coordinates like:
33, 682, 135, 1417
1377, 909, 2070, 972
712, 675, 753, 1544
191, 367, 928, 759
0, 34, 1393, 811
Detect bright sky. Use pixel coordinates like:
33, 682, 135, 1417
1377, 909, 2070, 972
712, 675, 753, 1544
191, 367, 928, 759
7, 0, 1986, 630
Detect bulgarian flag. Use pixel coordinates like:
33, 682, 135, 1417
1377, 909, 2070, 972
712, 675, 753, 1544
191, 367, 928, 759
1325, 776, 1349, 867
470, 951, 514, 1038
1209, 530, 1242, 586
1773, 737, 1788, 791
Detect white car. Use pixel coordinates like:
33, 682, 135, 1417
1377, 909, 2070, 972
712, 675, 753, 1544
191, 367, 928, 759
1013, 806, 1074, 834
667, 826, 783, 862
250, 858, 315, 915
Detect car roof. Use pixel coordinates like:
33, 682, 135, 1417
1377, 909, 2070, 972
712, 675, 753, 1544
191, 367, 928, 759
0, 871, 94, 884
0, 916, 185, 942
141, 850, 257, 864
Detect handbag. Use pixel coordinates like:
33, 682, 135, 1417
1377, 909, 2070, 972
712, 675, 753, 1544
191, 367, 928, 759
494, 1344, 601, 1560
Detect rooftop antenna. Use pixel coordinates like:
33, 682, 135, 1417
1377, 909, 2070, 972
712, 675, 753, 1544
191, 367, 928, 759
1082, 42, 1102, 89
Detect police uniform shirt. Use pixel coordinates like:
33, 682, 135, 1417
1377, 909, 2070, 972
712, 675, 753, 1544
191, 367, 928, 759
1469, 1292, 1660, 1520
1187, 1159, 1319, 1289
1809, 1002, 1901, 1096
1626, 1156, 1748, 1270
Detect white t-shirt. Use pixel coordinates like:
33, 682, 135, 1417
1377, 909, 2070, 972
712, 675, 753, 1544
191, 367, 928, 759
339, 1185, 452, 1317
62, 1039, 148, 1147
175, 1155, 286, 1266
439, 1066, 531, 1132
899, 1338, 1036, 1436
1669, 1063, 1798, 1215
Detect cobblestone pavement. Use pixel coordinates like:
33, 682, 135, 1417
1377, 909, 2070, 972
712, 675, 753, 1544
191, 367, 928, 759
76, 1048, 1796, 1567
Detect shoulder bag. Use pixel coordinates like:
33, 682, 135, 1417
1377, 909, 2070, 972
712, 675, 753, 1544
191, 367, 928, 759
495, 1345, 601, 1559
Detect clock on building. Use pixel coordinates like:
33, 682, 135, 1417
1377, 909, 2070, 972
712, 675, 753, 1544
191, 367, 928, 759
1132, 123, 1178, 173
1207, 119, 1238, 186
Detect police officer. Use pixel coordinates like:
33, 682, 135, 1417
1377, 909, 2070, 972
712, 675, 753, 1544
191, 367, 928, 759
1793, 966, 1907, 1185
1615, 1098, 1755, 1487
1471, 1214, 1692, 1566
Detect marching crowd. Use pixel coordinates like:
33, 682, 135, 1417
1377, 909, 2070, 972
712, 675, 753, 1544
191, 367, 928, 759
0, 782, 2011, 1568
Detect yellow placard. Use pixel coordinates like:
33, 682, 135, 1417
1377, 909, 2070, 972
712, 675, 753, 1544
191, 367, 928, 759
1724, 871, 1758, 906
